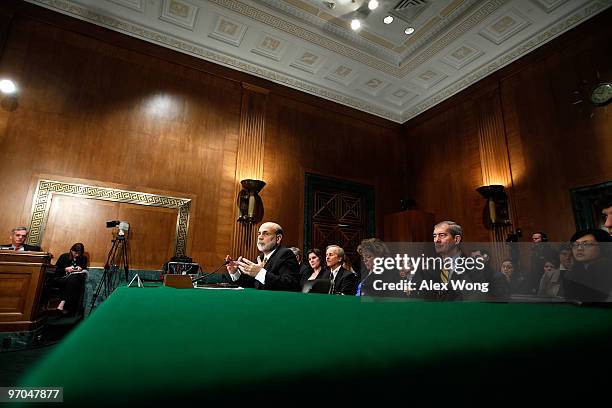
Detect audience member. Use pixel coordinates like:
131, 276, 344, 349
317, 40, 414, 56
300, 248, 326, 288
500, 259, 514, 282
563, 229, 612, 302
50, 243, 88, 315
290, 246, 310, 279
323, 245, 357, 295
537, 257, 562, 297
597, 195, 612, 235
226, 222, 301, 291
526, 232, 557, 294
469, 248, 510, 300
2, 227, 41, 251
342, 256, 356, 274
556, 244, 574, 296
356, 238, 396, 297
411, 221, 489, 300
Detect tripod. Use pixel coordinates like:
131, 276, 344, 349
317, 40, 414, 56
89, 234, 130, 313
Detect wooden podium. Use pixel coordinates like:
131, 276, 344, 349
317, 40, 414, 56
384, 210, 435, 242
0, 250, 52, 332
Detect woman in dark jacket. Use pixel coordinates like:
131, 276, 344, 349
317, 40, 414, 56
300, 248, 327, 289
563, 229, 612, 303
53, 243, 88, 315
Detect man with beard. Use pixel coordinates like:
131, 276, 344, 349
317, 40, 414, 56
225, 222, 301, 291
411, 221, 488, 300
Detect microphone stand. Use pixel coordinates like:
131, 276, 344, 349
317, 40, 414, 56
192, 260, 230, 284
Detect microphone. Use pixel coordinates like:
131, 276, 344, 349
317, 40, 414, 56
192, 259, 231, 284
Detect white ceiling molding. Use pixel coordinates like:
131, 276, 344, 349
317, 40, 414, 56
108, 0, 145, 13
531, 0, 570, 13
26, 0, 612, 123
478, 8, 531, 45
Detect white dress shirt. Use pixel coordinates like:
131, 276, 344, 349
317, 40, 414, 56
229, 248, 276, 285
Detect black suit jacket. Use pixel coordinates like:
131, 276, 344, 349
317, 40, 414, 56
410, 253, 491, 301
322, 267, 358, 295
234, 246, 301, 291
1, 243, 42, 251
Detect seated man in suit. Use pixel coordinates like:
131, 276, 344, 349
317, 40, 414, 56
225, 222, 301, 291
411, 221, 489, 301
324, 245, 358, 295
1, 226, 41, 251
289, 246, 311, 279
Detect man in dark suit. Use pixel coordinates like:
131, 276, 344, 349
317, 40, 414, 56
289, 246, 311, 279
411, 221, 489, 300
225, 222, 301, 291
323, 245, 357, 295
1, 226, 41, 251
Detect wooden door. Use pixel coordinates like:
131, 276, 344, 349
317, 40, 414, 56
304, 173, 374, 276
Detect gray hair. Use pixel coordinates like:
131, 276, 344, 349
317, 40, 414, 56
434, 221, 464, 238
11, 226, 28, 234
289, 247, 301, 258
326, 245, 345, 260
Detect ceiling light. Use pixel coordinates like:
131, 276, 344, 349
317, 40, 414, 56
323, 1, 335, 9
0, 79, 16, 94
351, 19, 361, 30
383, 16, 394, 24
404, 27, 415, 35
368, 0, 379, 10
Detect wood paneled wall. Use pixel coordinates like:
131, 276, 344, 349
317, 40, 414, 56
404, 7, 612, 243
0, 2, 404, 270
264, 93, 406, 249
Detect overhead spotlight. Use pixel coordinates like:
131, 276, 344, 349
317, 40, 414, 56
383, 15, 394, 24
368, 0, 379, 10
0, 79, 16, 94
322, 1, 335, 9
351, 19, 361, 30
404, 27, 415, 35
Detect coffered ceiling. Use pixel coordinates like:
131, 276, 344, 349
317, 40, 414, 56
26, 0, 611, 123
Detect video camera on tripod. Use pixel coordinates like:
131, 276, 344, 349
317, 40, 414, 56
90, 220, 131, 313
106, 220, 130, 236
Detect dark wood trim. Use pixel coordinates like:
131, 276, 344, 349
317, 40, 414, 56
0, 1, 16, 61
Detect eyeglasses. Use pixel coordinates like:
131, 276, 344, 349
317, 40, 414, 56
570, 242, 599, 249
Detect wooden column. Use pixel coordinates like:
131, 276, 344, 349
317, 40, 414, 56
474, 88, 517, 267
230, 83, 269, 261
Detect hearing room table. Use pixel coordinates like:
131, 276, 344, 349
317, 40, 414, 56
18, 285, 612, 404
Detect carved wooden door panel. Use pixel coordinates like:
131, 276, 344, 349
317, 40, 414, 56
305, 174, 374, 276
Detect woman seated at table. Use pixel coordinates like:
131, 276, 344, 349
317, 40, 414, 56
52, 242, 88, 315
357, 238, 402, 297
300, 248, 327, 288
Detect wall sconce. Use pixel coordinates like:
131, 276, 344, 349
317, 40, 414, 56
0, 78, 18, 111
237, 179, 266, 224
477, 185, 511, 228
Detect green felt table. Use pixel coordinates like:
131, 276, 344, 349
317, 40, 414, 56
18, 286, 612, 404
